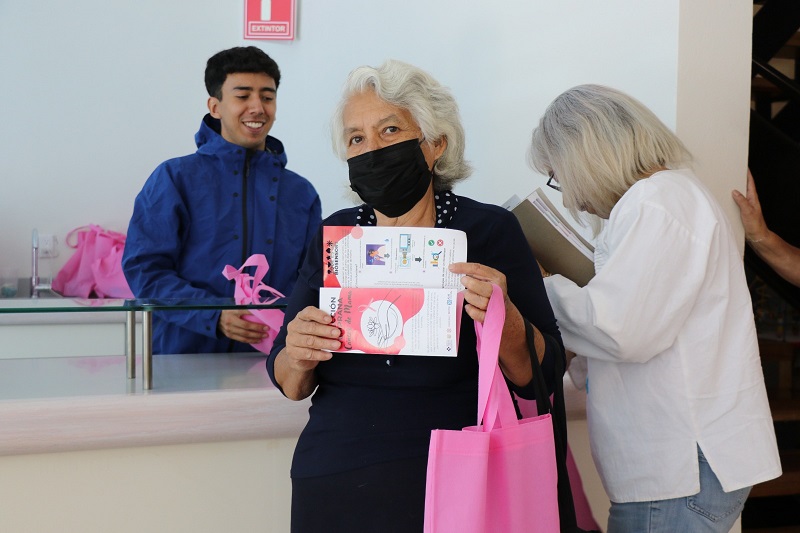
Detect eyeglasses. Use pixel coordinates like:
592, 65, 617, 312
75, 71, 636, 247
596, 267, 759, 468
546, 172, 561, 192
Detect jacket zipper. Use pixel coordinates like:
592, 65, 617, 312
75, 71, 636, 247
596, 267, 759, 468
241, 151, 252, 265
228, 150, 253, 353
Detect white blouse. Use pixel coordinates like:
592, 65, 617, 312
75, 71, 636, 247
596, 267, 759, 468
544, 169, 782, 502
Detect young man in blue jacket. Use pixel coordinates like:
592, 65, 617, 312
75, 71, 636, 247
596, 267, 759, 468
123, 46, 321, 354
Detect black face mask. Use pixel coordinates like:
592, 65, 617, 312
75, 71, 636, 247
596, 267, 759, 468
347, 138, 432, 218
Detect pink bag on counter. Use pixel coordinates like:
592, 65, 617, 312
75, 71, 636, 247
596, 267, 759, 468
222, 254, 285, 354
52, 225, 134, 298
424, 284, 560, 533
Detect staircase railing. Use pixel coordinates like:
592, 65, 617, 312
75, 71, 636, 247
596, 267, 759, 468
748, 1, 800, 313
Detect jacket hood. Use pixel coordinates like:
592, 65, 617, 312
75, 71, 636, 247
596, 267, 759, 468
195, 114, 287, 166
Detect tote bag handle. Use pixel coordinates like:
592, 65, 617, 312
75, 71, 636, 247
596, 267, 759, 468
521, 317, 597, 532
221, 254, 284, 304
474, 284, 518, 431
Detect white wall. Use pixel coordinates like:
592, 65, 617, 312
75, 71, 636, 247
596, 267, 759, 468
0, 0, 696, 279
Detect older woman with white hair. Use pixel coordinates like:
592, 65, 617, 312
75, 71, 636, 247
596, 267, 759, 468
266, 60, 565, 532
529, 84, 782, 533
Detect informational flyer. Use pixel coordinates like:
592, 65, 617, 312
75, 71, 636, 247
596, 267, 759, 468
320, 287, 460, 356
323, 226, 467, 289
319, 226, 467, 357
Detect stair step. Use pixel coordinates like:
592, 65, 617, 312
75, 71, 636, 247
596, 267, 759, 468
760, 339, 800, 361
750, 450, 800, 498
775, 31, 800, 59
767, 389, 800, 422
753, 76, 789, 101
759, 339, 799, 394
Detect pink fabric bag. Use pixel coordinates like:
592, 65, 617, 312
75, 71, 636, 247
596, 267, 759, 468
424, 284, 560, 533
52, 225, 134, 298
221, 254, 285, 354
516, 397, 602, 532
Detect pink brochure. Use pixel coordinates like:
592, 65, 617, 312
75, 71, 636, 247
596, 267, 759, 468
320, 226, 466, 356
320, 287, 460, 356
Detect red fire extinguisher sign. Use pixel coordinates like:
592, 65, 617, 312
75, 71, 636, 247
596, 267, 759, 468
244, 0, 295, 40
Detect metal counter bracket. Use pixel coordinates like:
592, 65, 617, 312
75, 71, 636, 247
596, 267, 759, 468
142, 309, 153, 390
125, 310, 136, 379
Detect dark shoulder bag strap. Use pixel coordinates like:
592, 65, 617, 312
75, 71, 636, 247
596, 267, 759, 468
522, 318, 588, 533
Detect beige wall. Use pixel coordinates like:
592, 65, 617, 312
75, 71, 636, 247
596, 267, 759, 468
677, 0, 754, 253
0, 439, 296, 533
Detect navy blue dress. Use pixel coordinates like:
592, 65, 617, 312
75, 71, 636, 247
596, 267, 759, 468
267, 193, 564, 531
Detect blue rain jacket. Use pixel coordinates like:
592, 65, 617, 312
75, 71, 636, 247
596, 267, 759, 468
122, 114, 322, 354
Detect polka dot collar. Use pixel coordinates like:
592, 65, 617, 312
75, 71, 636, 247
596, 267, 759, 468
354, 191, 458, 227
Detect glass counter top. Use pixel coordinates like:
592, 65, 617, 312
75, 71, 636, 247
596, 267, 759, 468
0, 297, 287, 313
0, 352, 270, 401
1, 296, 288, 390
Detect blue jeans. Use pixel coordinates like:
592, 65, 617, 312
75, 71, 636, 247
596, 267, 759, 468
607, 447, 751, 533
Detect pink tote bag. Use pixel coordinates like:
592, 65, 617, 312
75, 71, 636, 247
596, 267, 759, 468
424, 284, 560, 533
221, 254, 285, 354
516, 396, 602, 532
52, 225, 134, 298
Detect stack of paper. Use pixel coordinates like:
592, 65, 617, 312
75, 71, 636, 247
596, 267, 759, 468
320, 226, 466, 356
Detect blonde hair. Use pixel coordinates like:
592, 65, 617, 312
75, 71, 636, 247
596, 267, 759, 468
528, 84, 692, 223
331, 59, 472, 191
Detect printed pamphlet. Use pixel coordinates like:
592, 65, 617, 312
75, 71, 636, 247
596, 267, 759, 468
320, 226, 467, 357
320, 287, 460, 356
323, 226, 467, 289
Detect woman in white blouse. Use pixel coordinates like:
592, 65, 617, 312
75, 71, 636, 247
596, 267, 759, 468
528, 84, 782, 533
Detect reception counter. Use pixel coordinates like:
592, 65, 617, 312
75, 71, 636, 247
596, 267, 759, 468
0, 352, 310, 456
0, 351, 309, 532
0, 350, 592, 459
0, 305, 597, 532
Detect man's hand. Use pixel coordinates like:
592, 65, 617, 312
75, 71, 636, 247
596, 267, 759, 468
218, 309, 268, 344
